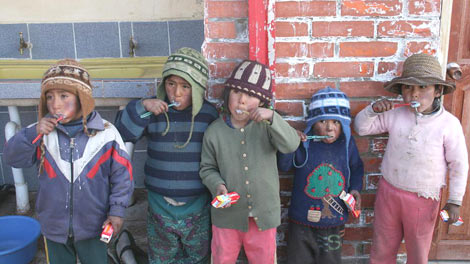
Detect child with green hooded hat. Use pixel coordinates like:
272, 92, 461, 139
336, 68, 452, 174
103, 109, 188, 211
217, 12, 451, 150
115, 47, 218, 263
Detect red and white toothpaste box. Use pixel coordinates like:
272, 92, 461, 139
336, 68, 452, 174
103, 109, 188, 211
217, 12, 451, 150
211, 192, 240, 208
339, 191, 361, 218
100, 223, 114, 243
440, 210, 464, 226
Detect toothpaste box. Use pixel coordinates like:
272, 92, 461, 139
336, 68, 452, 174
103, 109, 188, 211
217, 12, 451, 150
100, 223, 114, 243
211, 192, 240, 208
339, 191, 361, 218
440, 210, 464, 226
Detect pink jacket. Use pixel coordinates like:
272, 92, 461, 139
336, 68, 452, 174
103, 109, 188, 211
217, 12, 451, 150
354, 105, 468, 205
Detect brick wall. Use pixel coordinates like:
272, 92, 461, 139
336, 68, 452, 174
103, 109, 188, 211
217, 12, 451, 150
204, 0, 442, 262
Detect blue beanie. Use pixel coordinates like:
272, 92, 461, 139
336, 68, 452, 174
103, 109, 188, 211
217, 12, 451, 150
295, 87, 351, 168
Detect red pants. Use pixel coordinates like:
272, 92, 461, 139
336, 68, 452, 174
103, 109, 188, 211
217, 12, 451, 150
211, 217, 277, 264
370, 178, 440, 264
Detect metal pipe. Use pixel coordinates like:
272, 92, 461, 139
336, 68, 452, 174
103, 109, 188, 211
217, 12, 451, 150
5, 106, 30, 213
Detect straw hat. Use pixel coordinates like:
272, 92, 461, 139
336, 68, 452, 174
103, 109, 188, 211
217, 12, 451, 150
384, 53, 455, 95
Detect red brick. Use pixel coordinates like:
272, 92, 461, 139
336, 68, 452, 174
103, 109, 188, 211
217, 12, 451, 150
276, 1, 336, 18
361, 193, 377, 209
209, 61, 238, 79
340, 82, 395, 97
274, 101, 304, 117
378, 20, 434, 37
286, 120, 306, 132
350, 101, 370, 117
276, 82, 336, 99
342, 0, 402, 16
313, 21, 374, 37
364, 210, 375, 224
340, 42, 398, 57
362, 156, 383, 173
276, 21, 308, 37
366, 174, 380, 190
275, 63, 310, 78
405, 42, 437, 56
344, 227, 373, 241
206, 1, 248, 18
276, 42, 334, 58
354, 135, 370, 154
205, 42, 249, 60
341, 243, 356, 256
408, 0, 440, 15
206, 21, 237, 39
371, 137, 387, 155
207, 83, 225, 100
279, 176, 293, 192
378, 61, 403, 75
314, 62, 374, 78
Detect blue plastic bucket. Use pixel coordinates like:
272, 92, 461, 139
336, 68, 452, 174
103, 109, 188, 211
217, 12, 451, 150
0, 215, 41, 264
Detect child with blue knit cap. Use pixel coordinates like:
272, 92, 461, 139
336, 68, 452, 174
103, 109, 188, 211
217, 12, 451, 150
278, 87, 364, 263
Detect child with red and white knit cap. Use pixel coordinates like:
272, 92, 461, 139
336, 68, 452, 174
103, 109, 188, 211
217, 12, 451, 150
200, 60, 300, 264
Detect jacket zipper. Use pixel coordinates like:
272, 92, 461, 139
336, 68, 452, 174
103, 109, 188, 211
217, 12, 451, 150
68, 138, 75, 239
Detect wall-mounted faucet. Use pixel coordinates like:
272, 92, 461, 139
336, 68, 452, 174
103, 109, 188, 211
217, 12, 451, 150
18, 32, 32, 55
129, 36, 137, 57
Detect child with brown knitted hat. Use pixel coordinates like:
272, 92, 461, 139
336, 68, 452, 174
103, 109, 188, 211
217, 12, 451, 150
200, 60, 300, 263
115, 47, 219, 263
4, 59, 134, 264
354, 53, 469, 263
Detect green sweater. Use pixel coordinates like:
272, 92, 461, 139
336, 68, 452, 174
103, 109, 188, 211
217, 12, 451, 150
200, 112, 300, 231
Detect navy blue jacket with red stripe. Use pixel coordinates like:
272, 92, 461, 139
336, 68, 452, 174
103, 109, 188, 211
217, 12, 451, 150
4, 111, 134, 243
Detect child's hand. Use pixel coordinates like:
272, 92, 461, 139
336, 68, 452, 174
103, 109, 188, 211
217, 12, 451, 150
250, 108, 274, 123
215, 184, 231, 208
103, 216, 124, 234
142, 99, 169, 116
350, 190, 361, 210
443, 203, 461, 224
372, 99, 394, 113
36, 117, 60, 136
296, 130, 307, 142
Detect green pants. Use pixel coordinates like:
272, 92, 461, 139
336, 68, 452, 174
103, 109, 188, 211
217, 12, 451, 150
45, 236, 108, 264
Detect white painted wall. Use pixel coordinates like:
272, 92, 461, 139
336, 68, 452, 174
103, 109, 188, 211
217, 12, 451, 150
0, 0, 203, 23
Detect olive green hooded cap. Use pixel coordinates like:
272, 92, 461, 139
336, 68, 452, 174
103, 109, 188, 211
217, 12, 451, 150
156, 47, 209, 148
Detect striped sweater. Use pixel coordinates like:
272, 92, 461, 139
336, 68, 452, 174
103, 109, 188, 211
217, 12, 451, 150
115, 98, 219, 202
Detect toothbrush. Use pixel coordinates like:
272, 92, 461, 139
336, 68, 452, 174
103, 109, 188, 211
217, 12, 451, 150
32, 115, 65, 144
140, 101, 180, 118
394, 101, 421, 108
306, 135, 333, 141
235, 109, 271, 124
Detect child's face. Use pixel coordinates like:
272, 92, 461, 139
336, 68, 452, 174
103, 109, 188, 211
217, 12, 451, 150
228, 89, 261, 127
164, 75, 192, 110
401, 84, 441, 113
45, 89, 81, 123
313, 119, 342, 144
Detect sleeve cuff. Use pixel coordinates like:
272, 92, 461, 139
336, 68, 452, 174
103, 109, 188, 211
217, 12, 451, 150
447, 199, 462, 206
25, 125, 40, 144
109, 204, 126, 217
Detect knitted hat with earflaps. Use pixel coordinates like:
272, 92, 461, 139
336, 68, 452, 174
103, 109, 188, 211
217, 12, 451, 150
39, 59, 94, 121
156, 47, 209, 148
224, 60, 273, 105
294, 87, 351, 170
384, 53, 455, 95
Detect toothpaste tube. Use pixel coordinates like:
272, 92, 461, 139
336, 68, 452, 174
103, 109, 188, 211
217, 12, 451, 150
339, 191, 361, 218
440, 210, 464, 226
211, 192, 240, 208
100, 223, 114, 243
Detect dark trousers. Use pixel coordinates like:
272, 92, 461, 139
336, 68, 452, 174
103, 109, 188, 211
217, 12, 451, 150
45, 236, 108, 264
286, 222, 344, 264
